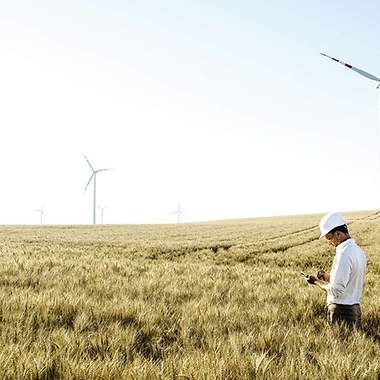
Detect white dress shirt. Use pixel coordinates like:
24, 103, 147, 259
326, 239, 367, 305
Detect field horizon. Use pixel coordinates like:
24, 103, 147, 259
3, 208, 379, 227
0, 209, 379, 379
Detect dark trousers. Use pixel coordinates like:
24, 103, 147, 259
327, 303, 361, 326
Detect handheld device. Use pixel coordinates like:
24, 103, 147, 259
301, 271, 316, 284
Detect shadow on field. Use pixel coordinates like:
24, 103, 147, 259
361, 315, 380, 344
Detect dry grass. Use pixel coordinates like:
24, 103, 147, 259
0, 210, 379, 379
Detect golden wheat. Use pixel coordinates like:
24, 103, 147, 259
0, 211, 379, 379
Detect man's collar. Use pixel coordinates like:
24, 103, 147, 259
336, 238, 353, 253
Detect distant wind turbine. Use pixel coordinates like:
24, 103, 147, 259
33, 206, 45, 225
84, 155, 111, 224
170, 203, 183, 224
97, 205, 107, 224
321, 53, 380, 88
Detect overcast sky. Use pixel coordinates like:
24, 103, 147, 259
1, 0, 379, 224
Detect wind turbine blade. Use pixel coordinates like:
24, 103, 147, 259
321, 52, 380, 83
84, 154, 95, 172
350, 66, 380, 82
84, 173, 94, 192
96, 168, 113, 173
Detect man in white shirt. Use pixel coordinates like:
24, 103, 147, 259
305, 213, 367, 326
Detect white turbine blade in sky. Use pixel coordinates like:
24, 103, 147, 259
84, 154, 95, 172
321, 53, 380, 86
96, 168, 112, 173
84, 173, 94, 192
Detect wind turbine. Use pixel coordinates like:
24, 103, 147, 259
84, 155, 111, 224
321, 53, 380, 88
33, 206, 45, 225
97, 205, 107, 224
170, 203, 183, 224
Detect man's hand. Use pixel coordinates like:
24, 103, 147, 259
302, 271, 329, 291
317, 270, 330, 282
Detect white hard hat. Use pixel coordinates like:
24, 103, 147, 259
319, 213, 347, 239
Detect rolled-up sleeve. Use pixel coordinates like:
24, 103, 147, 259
328, 253, 352, 298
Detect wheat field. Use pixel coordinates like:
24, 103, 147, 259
0, 210, 379, 379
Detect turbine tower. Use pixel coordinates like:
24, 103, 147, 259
33, 206, 45, 225
170, 203, 183, 224
84, 155, 111, 225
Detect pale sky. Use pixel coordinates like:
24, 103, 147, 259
1, 1, 379, 224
